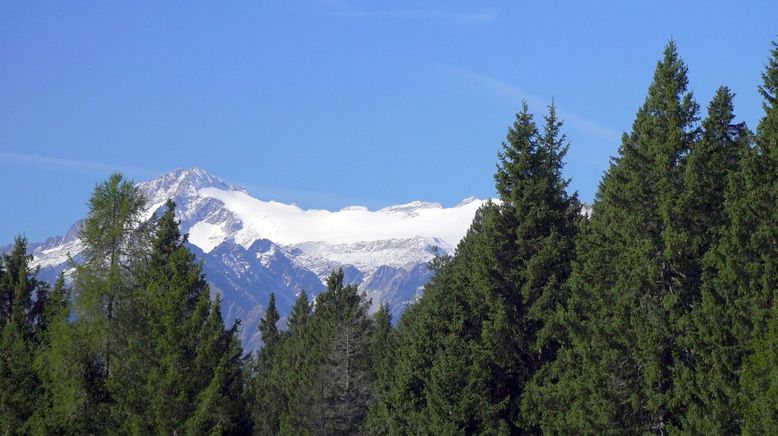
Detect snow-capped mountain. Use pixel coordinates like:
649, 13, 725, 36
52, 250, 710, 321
19, 168, 485, 350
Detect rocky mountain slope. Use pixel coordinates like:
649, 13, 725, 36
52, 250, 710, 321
20, 168, 485, 350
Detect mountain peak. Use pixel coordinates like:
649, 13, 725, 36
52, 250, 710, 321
378, 200, 443, 216
138, 167, 233, 206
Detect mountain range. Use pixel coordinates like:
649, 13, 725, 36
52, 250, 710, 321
16, 168, 485, 350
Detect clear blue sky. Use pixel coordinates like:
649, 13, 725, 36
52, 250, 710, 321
1, 1, 776, 243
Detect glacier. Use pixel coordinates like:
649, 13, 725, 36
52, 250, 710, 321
10, 168, 485, 351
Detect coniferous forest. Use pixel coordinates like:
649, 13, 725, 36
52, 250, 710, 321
2, 40, 777, 435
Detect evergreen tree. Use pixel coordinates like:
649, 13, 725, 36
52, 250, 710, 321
673, 87, 751, 433
308, 271, 374, 434
187, 298, 251, 435
276, 290, 315, 434
288, 290, 310, 332
259, 293, 280, 350
0, 237, 48, 434
141, 200, 228, 433
529, 41, 699, 433
385, 100, 578, 434
27, 274, 69, 434
363, 304, 395, 435
251, 293, 283, 435
740, 39, 778, 434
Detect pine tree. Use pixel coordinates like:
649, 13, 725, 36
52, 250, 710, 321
27, 274, 69, 434
141, 200, 217, 433
276, 290, 315, 434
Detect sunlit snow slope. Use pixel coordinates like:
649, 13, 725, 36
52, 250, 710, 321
16, 168, 486, 350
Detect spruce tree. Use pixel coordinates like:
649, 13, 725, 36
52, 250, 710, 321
739, 39, 778, 434
251, 293, 283, 435
0, 237, 47, 434
529, 41, 699, 433
142, 200, 219, 433
309, 272, 374, 434
673, 87, 751, 433
288, 290, 310, 332
27, 274, 69, 434
187, 296, 251, 435
385, 100, 578, 434
363, 304, 395, 435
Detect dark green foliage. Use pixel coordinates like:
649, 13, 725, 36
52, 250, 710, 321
141, 200, 250, 434
739, 39, 778, 434
526, 41, 701, 434
0, 237, 48, 434
3, 38, 778, 436
259, 293, 280, 350
249, 271, 376, 435
674, 87, 752, 433
363, 304, 395, 434
251, 293, 283, 434
382, 99, 579, 434
307, 270, 374, 434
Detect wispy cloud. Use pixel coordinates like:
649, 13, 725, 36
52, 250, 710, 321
317, 0, 496, 23
0, 151, 156, 179
444, 66, 622, 142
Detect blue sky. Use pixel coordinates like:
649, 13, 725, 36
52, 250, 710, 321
1, 1, 776, 243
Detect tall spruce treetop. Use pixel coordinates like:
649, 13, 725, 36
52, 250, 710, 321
740, 39, 778, 434
382, 100, 578, 434
675, 86, 750, 302
533, 40, 700, 434
288, 290, 310, 334
495, 101, 540, 201
0, 237, 48, 434
259, 293, 280, 350
671, 85, 752, 434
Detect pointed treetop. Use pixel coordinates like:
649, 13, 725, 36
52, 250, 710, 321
153, 199, 184, 258
759, 40, 778, 109
756, 39, 778, 159
325, 268, 345, 292
495, 100, 539, 200
646, 39, 692, 104
288, 291, 310, 333
259, 293, 280, 349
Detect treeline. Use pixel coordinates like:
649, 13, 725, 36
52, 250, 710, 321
1, 39, 777, 434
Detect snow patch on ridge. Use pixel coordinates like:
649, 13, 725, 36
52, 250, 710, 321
195, 187, 484, 249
